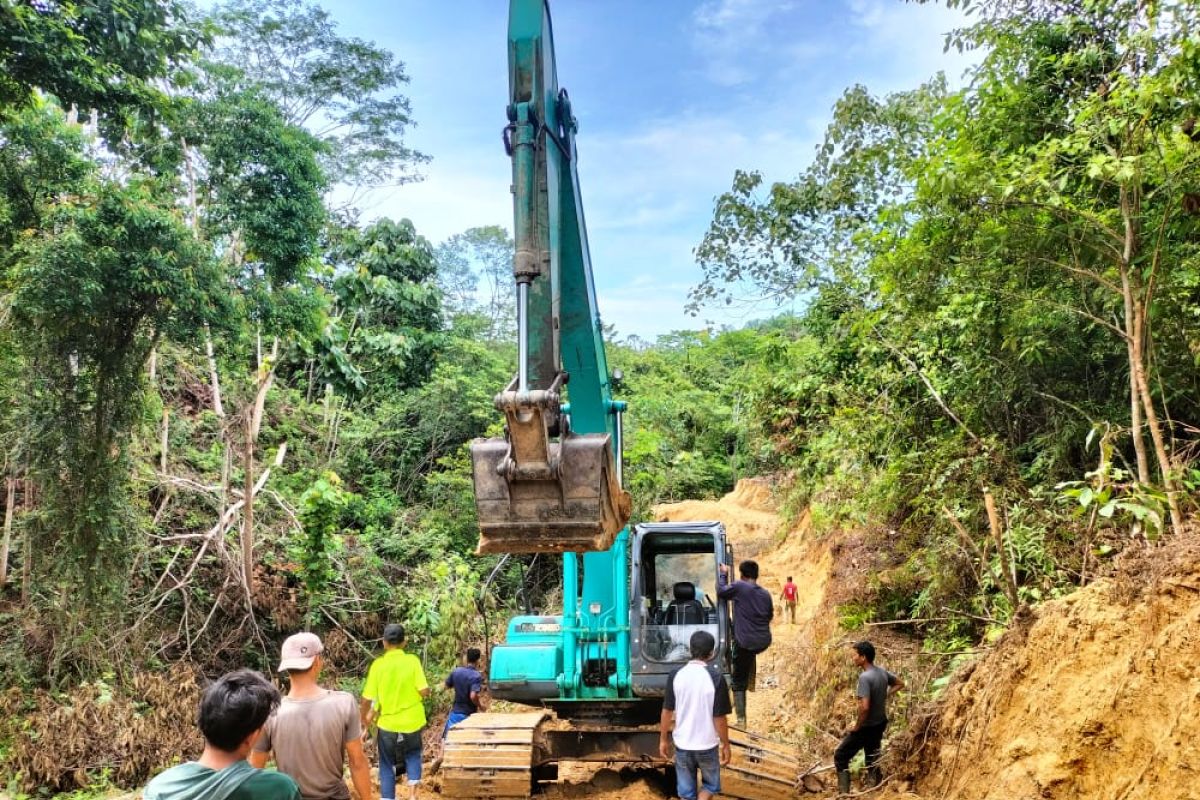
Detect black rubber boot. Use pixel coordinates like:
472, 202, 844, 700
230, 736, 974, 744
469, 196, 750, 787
733, 690, 747, 727
867, 765, 882, 787
836, 769, 851, 795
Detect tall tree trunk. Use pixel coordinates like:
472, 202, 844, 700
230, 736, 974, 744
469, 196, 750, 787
182, 136, 226, 420
1121, 186, 1182, 534
1119, 186, 1152, 485
0, 476, 15, 589
240, 339, 280, 598
1132, 312, 1183, 534
21, 478, 31, 605
204, 327, 226, 418
160, 407, 170, 474
1126, 341, 1150, 484
241, 414, 255, 597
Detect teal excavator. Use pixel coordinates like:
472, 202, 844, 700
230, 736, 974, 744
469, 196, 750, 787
442, 2, 799, 798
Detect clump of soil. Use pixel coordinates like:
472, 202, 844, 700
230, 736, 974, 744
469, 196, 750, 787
893, 531, 1200, 800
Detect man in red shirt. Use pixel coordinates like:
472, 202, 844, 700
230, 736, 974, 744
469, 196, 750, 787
780, 577, 798, 625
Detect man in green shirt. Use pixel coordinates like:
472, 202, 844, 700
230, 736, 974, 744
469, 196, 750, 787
143, 670, 300, 800
360, 624, 429, 800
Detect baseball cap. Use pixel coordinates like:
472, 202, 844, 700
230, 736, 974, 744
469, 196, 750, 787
278, 632, 324, 672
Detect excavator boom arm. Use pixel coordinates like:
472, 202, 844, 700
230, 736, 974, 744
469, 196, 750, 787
471, 0, 630, 556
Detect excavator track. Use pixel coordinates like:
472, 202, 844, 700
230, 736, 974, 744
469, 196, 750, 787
725, 726, 801, 800
442, 711, 550, 798
442, 712, 800, 800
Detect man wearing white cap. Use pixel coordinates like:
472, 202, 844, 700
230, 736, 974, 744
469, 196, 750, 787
250, 632, 373, 800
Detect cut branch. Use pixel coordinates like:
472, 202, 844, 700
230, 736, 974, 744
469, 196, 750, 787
876, 334, 980, 443
983, 489, 1020, 609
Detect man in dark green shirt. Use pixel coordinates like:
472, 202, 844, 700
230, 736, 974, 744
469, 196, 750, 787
143, 670, 301, 800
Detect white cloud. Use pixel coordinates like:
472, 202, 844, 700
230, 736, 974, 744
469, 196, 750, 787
597, 281, 700, 340
842, 0, 979, 89
693, 0, 797, 38
690, 0, 799, 86
357, 153, 512, 243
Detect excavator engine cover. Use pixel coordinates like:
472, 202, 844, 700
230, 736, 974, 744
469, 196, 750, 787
471, 433, 631, 553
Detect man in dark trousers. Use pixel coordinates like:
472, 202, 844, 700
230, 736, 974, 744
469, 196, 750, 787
717, 559, 773, 728
834, 640, 905, 794
658, 630, 733, 800
360, 624, 429, 800
442, 647, 487, 737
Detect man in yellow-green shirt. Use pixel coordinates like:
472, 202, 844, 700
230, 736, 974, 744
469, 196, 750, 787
360, 624, 429, 800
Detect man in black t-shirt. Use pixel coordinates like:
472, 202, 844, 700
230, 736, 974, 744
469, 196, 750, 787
442, 647, 487, 738
834, 640, 904, 794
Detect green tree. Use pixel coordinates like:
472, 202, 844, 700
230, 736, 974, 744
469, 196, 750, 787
436, 226, 516, 340
211, 0, 427, 187
309, 217, 444, 399
0, 0, 204, 141
9, 172, 221, 656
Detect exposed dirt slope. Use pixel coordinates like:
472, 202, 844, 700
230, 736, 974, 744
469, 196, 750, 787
653, 479, 836, 744
424, 481, 1200, 800
900, 535, 1200, 800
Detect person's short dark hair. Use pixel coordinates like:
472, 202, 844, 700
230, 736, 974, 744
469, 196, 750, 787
739, 560, 759, 580
198, 670, 280, 752
854, 641, 876, 663
787, 576, 793, 582
466, 647, 482, 664
689, 630, 716, 660
383, 623, 405, 644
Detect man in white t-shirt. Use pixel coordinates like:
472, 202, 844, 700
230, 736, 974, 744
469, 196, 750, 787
658, 630, 733, 800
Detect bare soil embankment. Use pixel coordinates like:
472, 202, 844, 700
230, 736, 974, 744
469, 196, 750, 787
895, 533, 1200, 800
656, 481, 1200, 800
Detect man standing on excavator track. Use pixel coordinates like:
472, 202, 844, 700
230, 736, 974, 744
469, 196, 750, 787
659, 630, 733, 800
717, 560, 773, 728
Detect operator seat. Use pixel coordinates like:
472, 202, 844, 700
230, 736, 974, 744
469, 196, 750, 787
665, 582, 705, 625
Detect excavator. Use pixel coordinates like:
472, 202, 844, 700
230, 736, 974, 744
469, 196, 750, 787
442, 2, 800, 798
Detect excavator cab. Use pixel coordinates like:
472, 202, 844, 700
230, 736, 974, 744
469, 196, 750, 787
629, 521, 733, 696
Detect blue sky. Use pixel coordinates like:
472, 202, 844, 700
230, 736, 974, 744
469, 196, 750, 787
328, 0, 977, 339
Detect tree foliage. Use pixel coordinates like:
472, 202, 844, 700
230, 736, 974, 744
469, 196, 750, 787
693, 0, 1200, 634
211, 0, 428, 187
10, 170, 221, 607
0, 0, 204, 142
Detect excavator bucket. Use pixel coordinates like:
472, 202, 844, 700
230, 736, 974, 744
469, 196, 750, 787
471, 433, 631, 554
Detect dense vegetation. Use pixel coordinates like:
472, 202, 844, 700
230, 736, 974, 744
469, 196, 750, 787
0, 0, 749, 712
0, 0, 1197, 793
694, 0, 1200, 644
